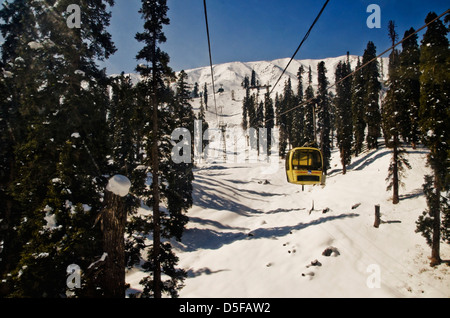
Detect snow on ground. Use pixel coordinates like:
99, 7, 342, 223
126, 56, 448, 298
127, 143, 449, 298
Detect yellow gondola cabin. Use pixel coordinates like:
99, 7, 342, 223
286, 147, 325, 186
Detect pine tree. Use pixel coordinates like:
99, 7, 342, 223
297, 66, 305, 101
276, 82, 289, 158
242, 75, 250, 89
1, 0, 117, 297
0, 68, 15, 296
351, 57, 366, 156
174, 71, 195, 130
282, 78, 295, 148
398, 28, 421, 147
290, 66, 305, 148
203, 82, 208, 110
192, 82, 199, 98
362, 41, 382, 149
164, 70, 194, 240
109, 73, 140, 175
275, 92, 287, 157
303, 66, 316, 145
0, 0, 33, 295
135, 0, 187, 297
415, 12, 450, 266
316, 61, 331, 173
328, 90, 336, 150
198, 95, 209, 154
382, 21, 412, 205
247, 92, 257, 129
251, 69, 257, 87
264, 89, 275, 153
242, 87, 249, 131
335, 60, 353, 174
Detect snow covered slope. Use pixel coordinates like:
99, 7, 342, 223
127, 142, 449, 297
175, 144, 449, 298
125, 56, 449, 298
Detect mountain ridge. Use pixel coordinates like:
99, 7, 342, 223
116, 54, 389, 92
113, 55, 389, 128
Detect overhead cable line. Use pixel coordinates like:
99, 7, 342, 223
269, 7, 450, 124
269, 0, 330, 96
203, 0, 219, 125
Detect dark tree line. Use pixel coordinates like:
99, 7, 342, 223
242, 44, 381, 178
0, 0, 194, 298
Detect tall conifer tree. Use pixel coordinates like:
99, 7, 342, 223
264, 89, 275, 153
242, 87, 249, 131
0, 0, 34, 295
290, 66, 305, 147
398, 28, 421, 147
382, 21, 411, 205
282, 78, 295, 149
135, 0, 187, 297
415, 12, 450, 266
203, 82, 208, 110
317, 61, 331, 173
335, 60, 353, 174
135, 0, 169, 298
351, 57, 366, 156
1, 0, 117, 297
362, 41, 382, 149
303, 66, 315, 145
165, 70, 194, 240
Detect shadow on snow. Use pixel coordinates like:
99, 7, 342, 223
192, 174, 283, 217
176, 213, 359, 253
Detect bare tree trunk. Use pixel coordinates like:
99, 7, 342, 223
374, 205, 381, 228
430, 173, 441, 267
102, 190, 128, 297
392, 135, 399, 204
341, 146, 347, 175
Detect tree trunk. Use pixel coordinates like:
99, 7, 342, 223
102, 190, 128, 297
374, 205, 381, 228
430, 172, 441, 267
392, 135, 399, 204
341, 147, 347, 175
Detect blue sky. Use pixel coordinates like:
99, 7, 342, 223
101, 0, 449, 74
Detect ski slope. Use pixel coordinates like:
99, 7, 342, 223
127, 143, 449, 298
125, 56, 449, 298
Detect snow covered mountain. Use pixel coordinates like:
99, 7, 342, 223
183, 55, 388, 128
118, 55, 388, 128
184, 55, 388, 95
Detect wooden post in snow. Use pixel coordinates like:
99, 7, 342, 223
374, 204, 381, 228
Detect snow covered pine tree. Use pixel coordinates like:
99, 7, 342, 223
415, 12, 450, 267
135, 0, 188, 298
